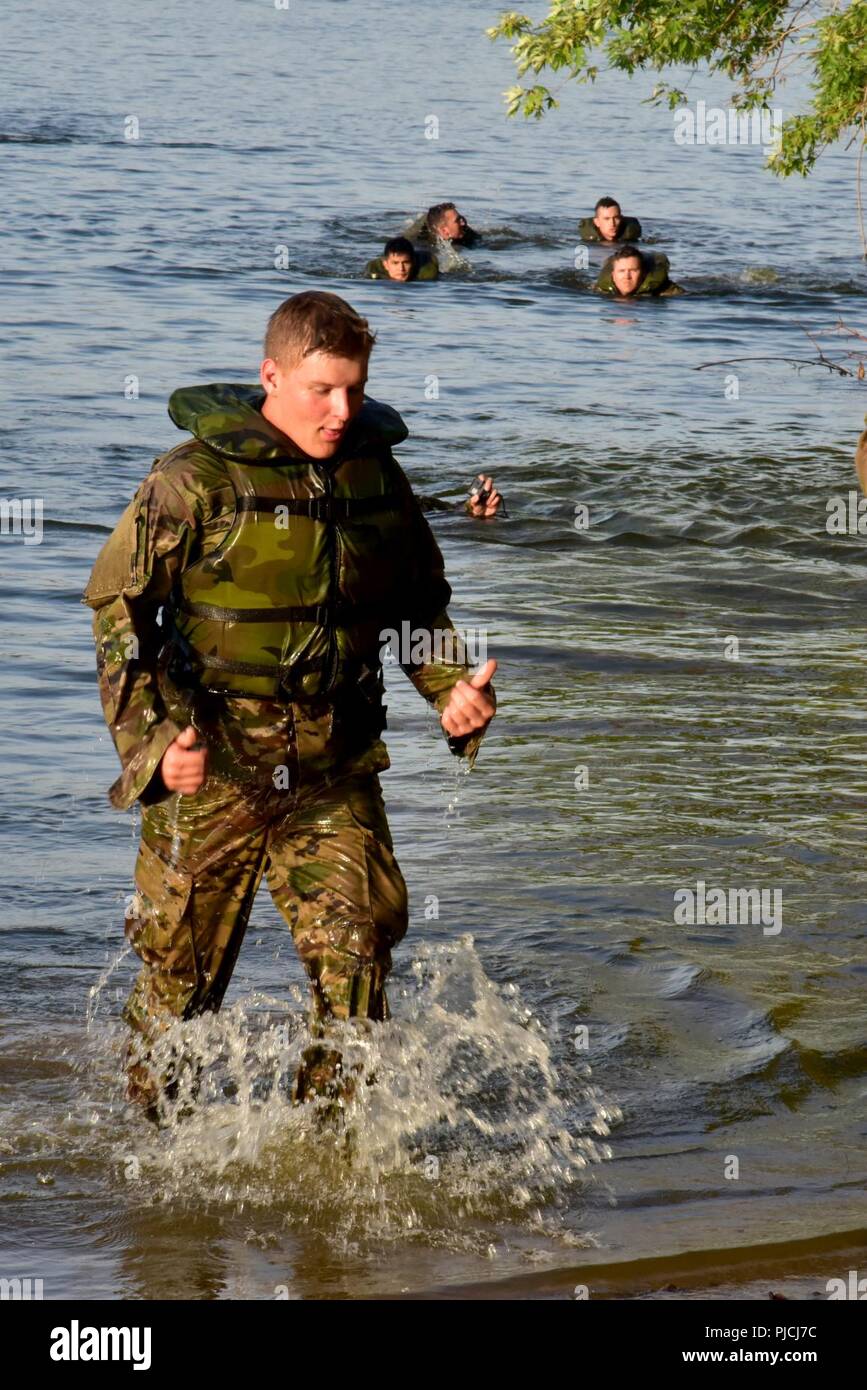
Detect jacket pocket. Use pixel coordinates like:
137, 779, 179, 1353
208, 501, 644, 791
125, 839, 194, 970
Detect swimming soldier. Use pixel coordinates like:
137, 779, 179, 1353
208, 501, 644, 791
407, 202, 481, 248
363, 236, 439, 282
579, 197, 642, 244
594, 246, 683, 298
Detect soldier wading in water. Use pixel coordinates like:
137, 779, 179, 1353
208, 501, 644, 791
84, 291, 497, 1123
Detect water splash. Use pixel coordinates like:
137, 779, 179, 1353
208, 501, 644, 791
435, 241, 472, 275
444, 755, 472, 829
114, 937, 618, 1256
86, 941, 134, 1030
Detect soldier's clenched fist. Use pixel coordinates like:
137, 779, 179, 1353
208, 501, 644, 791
161, 726, 208, 794
441, 659, 497, 739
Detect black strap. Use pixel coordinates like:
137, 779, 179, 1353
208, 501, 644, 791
189, 651, 328, 679
234, 494, 401, 520
177, 597, 392, 624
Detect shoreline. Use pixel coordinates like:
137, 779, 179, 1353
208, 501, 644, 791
394, 1226, 867, 1300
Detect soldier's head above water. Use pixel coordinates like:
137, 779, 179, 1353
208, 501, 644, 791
427, 201, 465, 240
609, 246, 646, 296
364, 237, 439, 283
593, 197, 626, 241
380, 237, 416, 280
579, 197, 642, 245
594, 246, 683, 299
260, 291, 375, 460
424, 201, 480, 247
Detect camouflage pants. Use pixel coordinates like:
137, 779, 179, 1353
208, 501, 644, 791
123, 771, 409, 1043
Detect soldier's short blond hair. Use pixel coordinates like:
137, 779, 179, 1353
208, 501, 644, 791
264, 291, 376, 367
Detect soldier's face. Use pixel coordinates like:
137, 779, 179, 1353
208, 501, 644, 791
611, 256, 644, 296
260, 350, 368, 459
383, 252, 414, 280
593, 205, 622, 240
435, 207, 463, 240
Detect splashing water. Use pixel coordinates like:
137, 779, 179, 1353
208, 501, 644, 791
86, 941, 134, 1030
444, 755, 472, 828
107, 937, 619, 1257
435, 240, 472, 275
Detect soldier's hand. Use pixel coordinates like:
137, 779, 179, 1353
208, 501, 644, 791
466, 475, 502, 517
441, 658, 497, 739
161, 725, 208, 794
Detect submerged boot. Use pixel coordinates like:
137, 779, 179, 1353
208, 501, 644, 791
124, 1040, 202, 1126
290, 1009, 379, 1115
125, 1056, 163, 1126
291, 1044, 347, 1106
290, 1043, 368, 1119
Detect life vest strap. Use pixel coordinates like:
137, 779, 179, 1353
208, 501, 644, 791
163, 627, 380, 704
234, 494, 401, 520
185, 650, 328, 679
177, 597, 392, 624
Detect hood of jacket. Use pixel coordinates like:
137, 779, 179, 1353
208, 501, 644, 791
167, 382, 408, 464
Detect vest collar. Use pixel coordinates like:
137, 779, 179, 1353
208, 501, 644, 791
168, 383, 408, 463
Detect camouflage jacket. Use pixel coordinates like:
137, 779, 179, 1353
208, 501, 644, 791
83, 385, 494, 810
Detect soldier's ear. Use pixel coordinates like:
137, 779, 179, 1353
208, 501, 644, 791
260, 358, 280, 394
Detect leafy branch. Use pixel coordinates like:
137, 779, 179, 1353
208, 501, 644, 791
489, 1, 867, 245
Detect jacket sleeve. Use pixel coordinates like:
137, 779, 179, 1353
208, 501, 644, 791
81, 468, 200, 810
389, 457, 496, 769
416, 494, 461, 513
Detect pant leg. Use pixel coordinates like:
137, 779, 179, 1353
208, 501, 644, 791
264, 774, 409, 1025
123, 776, 272, 1040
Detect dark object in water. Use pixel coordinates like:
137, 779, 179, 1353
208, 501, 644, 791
466, 476, 508, 518
468, 477, 492, 509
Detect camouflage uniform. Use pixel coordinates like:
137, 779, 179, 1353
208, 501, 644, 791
83, 385, 493, 1099
122, 769, 407, 1032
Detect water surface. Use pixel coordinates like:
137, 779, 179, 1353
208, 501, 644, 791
1, 0, 866, 1300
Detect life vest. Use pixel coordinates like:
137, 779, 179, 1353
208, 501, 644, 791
164, 386, 417, 703
579, 215, 642, 244
594, 250, 681, 296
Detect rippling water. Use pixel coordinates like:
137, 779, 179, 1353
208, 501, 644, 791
1, 0, 866, 1300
